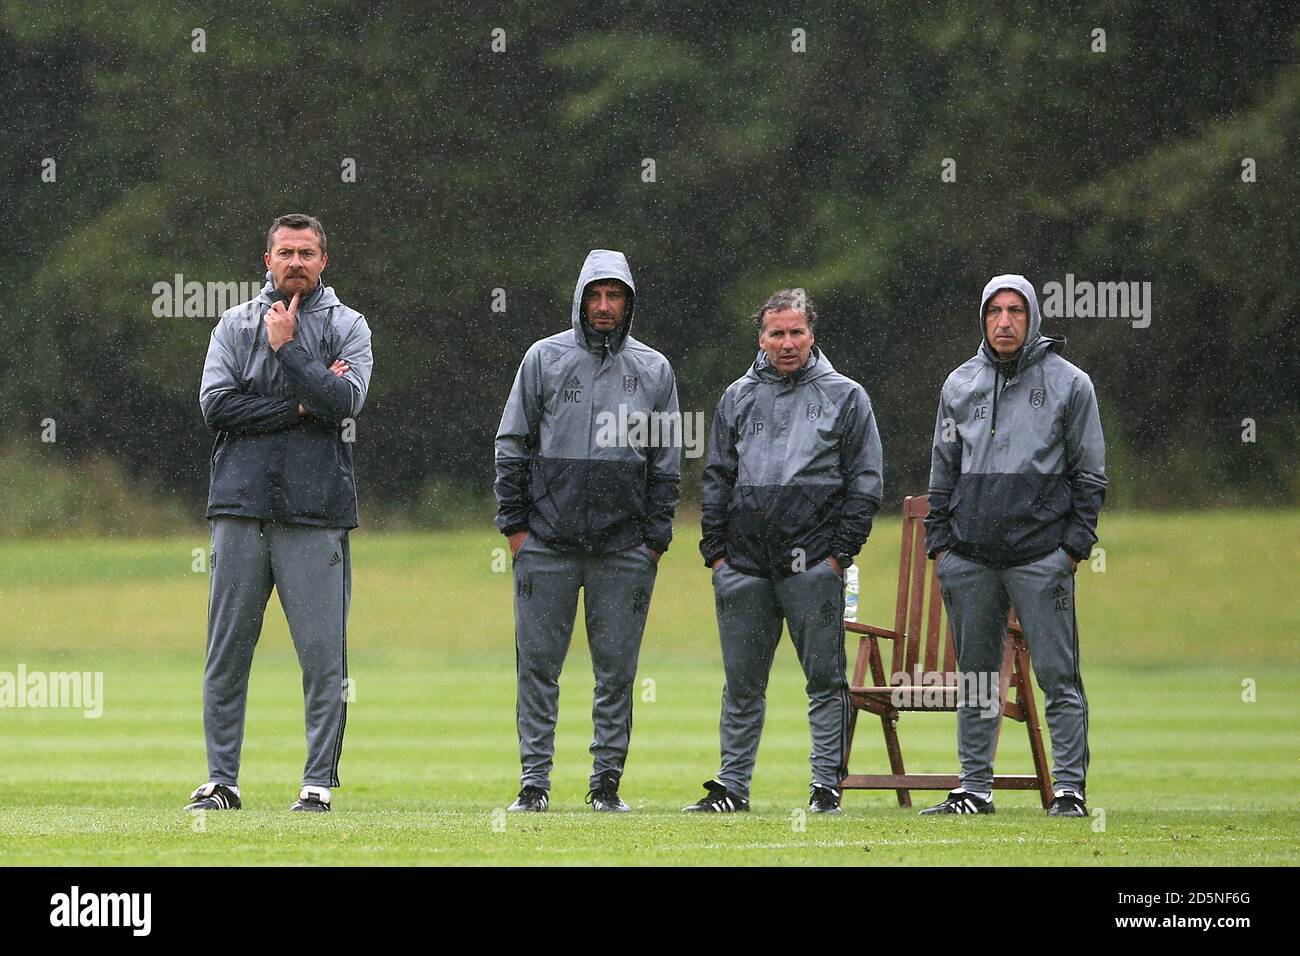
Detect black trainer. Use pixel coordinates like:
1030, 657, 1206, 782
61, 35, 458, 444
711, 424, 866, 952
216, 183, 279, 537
809, 784, 843, 814
184, 783, 241, 811
681, 779, 749, 813
1048, 793, 1088, 817
290, 786, 331, 812
919, 789, 995, 815
585, 773, 630, 812
507, 785, 549, 812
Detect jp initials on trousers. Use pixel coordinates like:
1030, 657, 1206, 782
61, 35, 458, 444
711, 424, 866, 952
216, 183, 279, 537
204, 516, 350, 789
513, 533, 659, 791
711, 560, 851, 800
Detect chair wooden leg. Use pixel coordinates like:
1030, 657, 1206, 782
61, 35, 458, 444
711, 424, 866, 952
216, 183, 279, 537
845, 702, 860, 766
881, 713, 910, 807
841, 638, 869, 792
1016, 638, 1053, 809
867, 637, 910, 807
988, 634, 1017, 767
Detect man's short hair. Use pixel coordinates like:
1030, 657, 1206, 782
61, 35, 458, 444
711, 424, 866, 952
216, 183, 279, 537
753, 288, 817, 331
266, 213, 327, 254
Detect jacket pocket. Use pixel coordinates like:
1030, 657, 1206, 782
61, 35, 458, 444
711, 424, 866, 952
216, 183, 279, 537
283, 427, 345, 520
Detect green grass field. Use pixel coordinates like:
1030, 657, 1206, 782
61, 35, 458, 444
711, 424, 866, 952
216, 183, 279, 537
1, 511, 1297, 865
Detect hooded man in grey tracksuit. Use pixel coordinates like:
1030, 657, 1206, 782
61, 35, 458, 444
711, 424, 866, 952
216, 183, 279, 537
494, 249, 681, 813
187, 213, 373, 814
921, 274, 1106, 818
684, 289, 883, 814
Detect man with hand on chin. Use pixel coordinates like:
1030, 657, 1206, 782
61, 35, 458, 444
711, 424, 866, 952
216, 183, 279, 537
188, 213, 373, 814
684, 289, 883, 815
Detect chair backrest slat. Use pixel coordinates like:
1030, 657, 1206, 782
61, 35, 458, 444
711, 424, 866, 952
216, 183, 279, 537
905, 517, 927, 674
897, 494, 958, 681
923, 557, 943, 673
892, 499, 916, 675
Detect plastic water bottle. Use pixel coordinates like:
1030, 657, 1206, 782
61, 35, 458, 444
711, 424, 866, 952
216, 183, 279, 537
844, 564, 859, 623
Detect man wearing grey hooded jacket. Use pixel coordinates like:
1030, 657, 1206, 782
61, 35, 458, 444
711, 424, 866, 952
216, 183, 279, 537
922, 274, 1106, 818
494, 249, 681, 813
188, 214, 373, 815
684, 289, 883, 815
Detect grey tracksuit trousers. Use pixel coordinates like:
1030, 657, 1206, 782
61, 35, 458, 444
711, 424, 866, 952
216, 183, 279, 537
513, 533, 658, 791
204, 516, 350, 789
937, 547, 1089, 797
712, 560, 851, 799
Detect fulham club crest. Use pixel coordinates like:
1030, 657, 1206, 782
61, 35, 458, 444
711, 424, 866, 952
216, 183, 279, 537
807, 402, 823, 421
624, 375, 639, 395
1030, 388, 1046, 409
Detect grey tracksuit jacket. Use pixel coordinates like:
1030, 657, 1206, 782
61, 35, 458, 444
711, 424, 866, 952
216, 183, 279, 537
494, 250, 681, 554
199, 273, 374, 528
700, 348, 883, 578
925, 274, 1107, 567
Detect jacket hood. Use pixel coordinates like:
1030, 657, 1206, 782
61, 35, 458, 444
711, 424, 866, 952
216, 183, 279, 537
571, 249, 636, 354
257, 270, 339, 313
750, 345, 836, 384
978, 273, 1061, 370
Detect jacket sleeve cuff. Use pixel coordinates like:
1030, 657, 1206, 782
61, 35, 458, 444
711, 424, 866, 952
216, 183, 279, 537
700, 543, 726, 567
275, 339, 310, 372
830, 525, 869, 560
1061, 536, 1093, 562
925, 523, 956, 559
495, 508, 530, 535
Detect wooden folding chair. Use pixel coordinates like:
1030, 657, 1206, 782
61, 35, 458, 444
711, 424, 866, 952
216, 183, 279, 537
840, 494, 1053, 808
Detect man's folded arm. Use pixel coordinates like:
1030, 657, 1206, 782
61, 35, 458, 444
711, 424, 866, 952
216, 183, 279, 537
199, 319, 300, 434
277, 314, 373, 423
